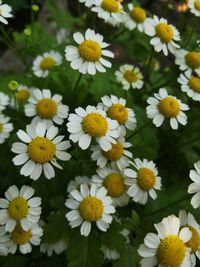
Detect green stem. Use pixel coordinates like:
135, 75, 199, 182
127, 121, 151, 141
153, 73, 177, 91
73, 73, 83, 97
185, 18, 198, 48
145, 48, 154, 70
109, 27, 126, 42
181, 136, 200, 147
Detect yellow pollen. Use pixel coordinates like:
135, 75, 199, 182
185, 226, 200, 253
103, 173, 126, 197
188, 76, 200, 93
107, 104, 128, 125
8, 197, 28, 220
82, 113, 108, 137
155, 23, 173, 43
185, 51, 200, 69
36, 98, 57, 119
159, 97, 180, 118
0, 123, 3, 134
194, 0, 200, 11
11, 224, 31, 245
28, 137, 56, 164
16, 89, 30, 101
157, 235, 186, 267
40, 57, 56, 70
101, 0, 120, 13
79, 196, 104, 222
103, 142, 124, 161
124, 70, 138, 83
130, 7, 146, 23
79, 40, 102, 62
137, 167, 156, 191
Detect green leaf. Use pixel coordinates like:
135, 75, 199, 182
113, 245, 139, 267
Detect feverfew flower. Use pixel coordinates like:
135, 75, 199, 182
65, 29, 114, 75
146, 88, 189, 130
40, 239, 67, 256
145, 15, 180, 56
124, 158, 161, 205
0, 226, 9, 256
0, 92, 9, 111
138, 215, 192, 267
79, 0, 94, 7
65, 183, 115, 237
0, 185, 41, 232
67, 176, 90, 194
0, 1, 12, 25
0, 114, 13, 144
188, 0, 200, 16
188, 161, 200, 209
32, 51, 62, 78
12, 123, 71, 180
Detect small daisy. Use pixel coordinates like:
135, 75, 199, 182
188, 0, 200, 16
124, 158, 161, 205
91, 136, 132, 170
40, 239, 67, 256
12, 122, 71, 180
79, 0, 94, 7
138, 215, 192, 267
0, 114, 13, 144
178, 70, 200, 101
67, 105, 119, 151
65, 183, 115, 237
8, 223, 43, 254
123, 4, 147, 32
115, 64, 144, 91
24, 88, 69, 127
65, 28, 114, 75
175, 49, 200, 76
145, 15, 180, 56
67, 176, 90, 194
146, 88, 189, 130
92, 166, 130, 207
32, 51, 62, 78
0, 226, 9, 256
0, 92, 9, 111
188, 161, 200, 209
0, 1, 12, 25
179, 210, 200, 266
15, 84, 32, 102
0, 185, 41, 232
56, 28, 69, 45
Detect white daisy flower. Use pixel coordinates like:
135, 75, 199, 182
146, 88, 189, 130
91, 136, 132, 170
12, 122, 71, 180
67, 176, 90, 194
56, 28, 69, 45
145, 15, 180, 56
178, 70, 200, 101
0, 114, 13, 144
0, 185, 41, 232
40, 239, 67, 256
65, 28, 114, 75
65, 183, 115, 237
188, 161, 200, 209
8, 223, 43, 255
124, 158, 161, 205
15, 84, 32, 102
179, 210, 200, 266
188, 0, 200, 16
123, 4, 147, 32
115, 64, 144, 91
92, 166, 130, 207
0, 92, 9, 111
79, 0, 94, 7
0, 1, 12, 25
24, 88, 69, 127
100, 95, 137, 136
32, 51, 62, 78
0, 226, 9, 256
138, 215, 192, 267
175, 49, 200, 76
67, 105, 119, 151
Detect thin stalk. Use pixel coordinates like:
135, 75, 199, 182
127, 121, 151, 141
72, 73, 83, 97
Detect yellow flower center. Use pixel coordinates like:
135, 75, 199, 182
11, 224, 31, 245
159, 97, 180, 118
107, 104, 128, 125
185, 51, 200, 69
0, 123, 3, 134
36, 98, 57, 119
40, 57, 56, 70
79, 196, 104, 222
101, 0, 120, 13
185, 226, 200, 253
130, 7, 146, 23
79, 40, 102, 62
124, 70, 138, 83
8, 197, 28, 220
137, 167, 156, 191
194, 0, 200, 11
155, 23, 173, 43
188, 76, 200, 93
16, 89, 30, 101
157, 235, 186, 267
103, 173, 126, 197
82, 113, 108, 137
28, 137, 56, 164
103, 142, 124, 161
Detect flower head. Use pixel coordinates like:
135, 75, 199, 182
67, 176, 90, 194
188, 0, 200, 16
0, 92, 9, 111
40, 239, 67, 256
0, 114, 13, 144
0, 1, 12, 25
188, 161, 200, 209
